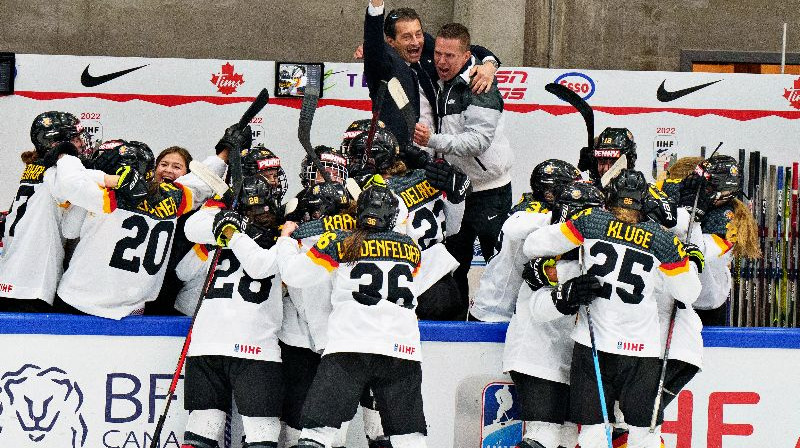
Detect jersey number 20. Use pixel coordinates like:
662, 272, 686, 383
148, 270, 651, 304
109, 215, 175, 275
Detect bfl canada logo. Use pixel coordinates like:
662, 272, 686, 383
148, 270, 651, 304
480, 382, 522, 448
0, 364, 88, 448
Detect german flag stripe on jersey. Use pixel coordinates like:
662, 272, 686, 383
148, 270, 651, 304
102, 187, 118, 213
710, 234, 734, 256
412, 262, 420, 277
193, 244, 210, 262
202, 198, 227, 210
173, 182, 193, 216
659, 257, 690, 276
307, 246, 339, 272
561, 221, 584, 246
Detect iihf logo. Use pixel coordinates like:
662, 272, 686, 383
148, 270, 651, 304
0, 364, 88, 448
480, 383, 522, 448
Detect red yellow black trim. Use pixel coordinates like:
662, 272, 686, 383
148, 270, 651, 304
307, 247, 338, 272
193, 244, 209, 262
710, 234, 734, 256
412, 262, 420, 277
174, 182, 193, 215
659, 257, 690, 276
202, 198, 227, 210
102, 187, 117, 213
561, 221, 584, 246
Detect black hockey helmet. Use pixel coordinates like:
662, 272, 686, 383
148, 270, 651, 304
301, 146, 349, 188
357, 180, 399, 231
91, 139, 155, 178
529, 159, 581, 204
305, 182, 350, 218
30, 111, 90, 155
239, 174, 281, 221
594, 127, 637, 168
340, 119, 374, 154
605, 169, 647, 211
552, 181, 605, 223
243, 145, 288, 199
698, 154, 740, 202
347, 126, 401, 175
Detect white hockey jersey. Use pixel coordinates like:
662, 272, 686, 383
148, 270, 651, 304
525, 207, 701, 358
503, 259, 580, 384
694, 204, 736, 310
55, 154, 222, 319
276, 229, 422, 361
472, 194, 551, 321
183, 207, 283, 361
0, 159, 103, 303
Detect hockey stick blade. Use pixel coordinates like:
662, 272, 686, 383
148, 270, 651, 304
346, 177, 362, 201
189, 160, 230, 199
387, 77, 417, 144
238, 88, 270, 128
545, 82, 594, 150
600, 154, 627, 188
297, 64, 332, 183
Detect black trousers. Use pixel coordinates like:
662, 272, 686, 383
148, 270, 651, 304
445, 183, 512, 306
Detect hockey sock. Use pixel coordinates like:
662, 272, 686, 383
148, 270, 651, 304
362, 405, 386, 440
520, 421, 562, 448
332, 419, 351, 447
299, 426, 337, 448
626, 425, 661, 448
182, 431, 219, 448
283, 424, 302, 448
240, 416, 280, 447
185, 409, 227, 444
516, 438, 546, 448
389, 432, 426, 448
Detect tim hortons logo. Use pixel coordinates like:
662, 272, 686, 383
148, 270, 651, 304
0, 364, 88, 447
783, 77, 800, 109
211, 62, 245, 95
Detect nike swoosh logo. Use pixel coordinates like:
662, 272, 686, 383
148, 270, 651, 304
81, 64, 148, 87
656, 79, 720, 102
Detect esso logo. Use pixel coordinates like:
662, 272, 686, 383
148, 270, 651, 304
554, 72, 596, 100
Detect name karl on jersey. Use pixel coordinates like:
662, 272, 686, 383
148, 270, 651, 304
323, 214, 356, 231
606, 221, 653, 250
399, 180, 438, 208
135, 195, 178, 219
20, 164, 46, 182
336, 239, 421, 265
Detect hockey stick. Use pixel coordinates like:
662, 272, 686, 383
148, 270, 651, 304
149, 91, 268, 448
387, 77, 416, 147
579, 246, 613, 448
599, 154, 628, 188
364, 79, 389, 160
545, 82, 594, 151
298, 64, 332, 184
649, 142, 722, 432
188, 160, 231, 198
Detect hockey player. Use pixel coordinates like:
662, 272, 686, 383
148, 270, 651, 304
667, 154, 760, 325
51, 124, 249, 318
180, 174, 285, 448
504, 181, 604, 448
277, 181, 427, 448
0, 111, 114, 312
470, 159, 581, 322
349, 127, 471, 319
524, 169, 702, 448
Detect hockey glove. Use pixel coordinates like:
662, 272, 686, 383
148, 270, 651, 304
577, 146, 594, 173
399, 144, 431, 170
678, 173, 712, 221
522, 257, 557, 291
683, 242, 705, 273
43, 141, 80, 168
551, 273, 602, 316
642, 186, 678, 228
115, 166, 149, 203
212, 210, 247, 247
424, 159, 472, 204
215, 123, 253, 155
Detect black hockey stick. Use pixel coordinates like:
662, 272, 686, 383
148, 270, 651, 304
387, 77, 417, 147
149, 90, 269, 448
649, 142, 722, 432
545, 82, 594, 151
365, 79, 389, 160
298, 64, 332, 184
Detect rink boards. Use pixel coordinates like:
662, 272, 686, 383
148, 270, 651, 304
0, 314, 798, 448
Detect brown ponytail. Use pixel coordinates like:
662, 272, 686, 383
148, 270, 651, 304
730, 198, 761, 258
340, 228, 370, 264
